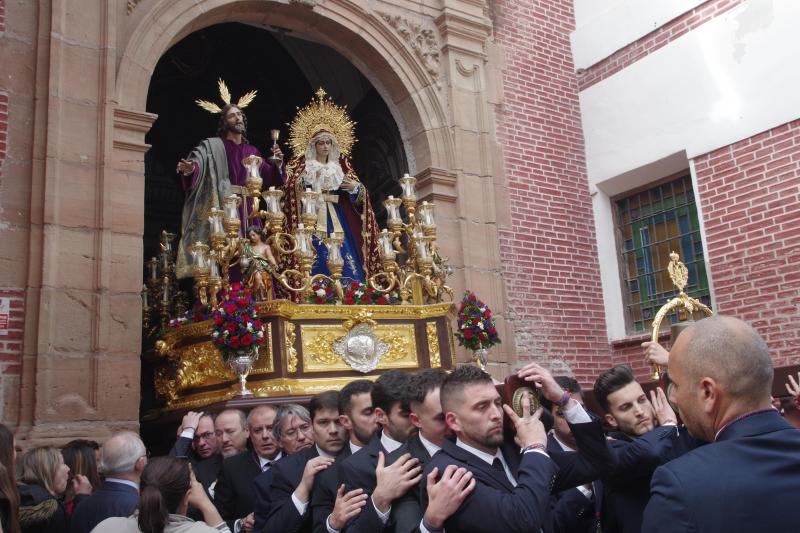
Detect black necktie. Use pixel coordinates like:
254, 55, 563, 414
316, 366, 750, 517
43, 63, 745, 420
492, 458, 506, 475
262, 462, 271, 472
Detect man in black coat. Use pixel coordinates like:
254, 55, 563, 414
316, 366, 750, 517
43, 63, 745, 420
214, 405, 282, 532
543, 376, 602, 533
382, 369, 450, 533
642, 316, 800, 532
254, 392, 348, 533
311, 379, 378, 533
419, 364, 610, 533
169, 411, 219, 464
587, 364, 696, 533
70, 432, 146, 533
336, 370, 419, 533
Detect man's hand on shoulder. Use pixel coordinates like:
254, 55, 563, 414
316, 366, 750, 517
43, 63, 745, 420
371, 452, 422, 513
423, 465, 475, 530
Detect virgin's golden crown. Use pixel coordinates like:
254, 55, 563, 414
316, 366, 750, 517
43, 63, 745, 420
289, 88, 356, 158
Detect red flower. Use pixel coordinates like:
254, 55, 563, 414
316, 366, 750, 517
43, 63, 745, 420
464, 329, 474, 339
230, 282, 242, 291
472, 317, 479, 326
468, 294, 476, 302
229, 336, 241, 348
316, 296, 326, 304
224, 303, 237, 315
226, 323, 236, 333
237, 297, 248, 308
376, 296, 388, 305
344, 297, 355, 305
241, 334, 253, 346
242, 314, 251, 323
346, 290, 355, 298
350, 281, 360, 290
214, 315, 224, 326
325, 286, 333, 294
365, 287, 375, 295
488, 326, 497, 335
253, 320, 262, 329
484, 310, 492, 319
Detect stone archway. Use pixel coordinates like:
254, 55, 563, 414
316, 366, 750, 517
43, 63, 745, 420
14, 0, 509, 444
116, 0, 454, 173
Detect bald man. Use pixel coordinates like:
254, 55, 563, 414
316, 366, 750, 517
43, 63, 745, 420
642, 316, 800, 532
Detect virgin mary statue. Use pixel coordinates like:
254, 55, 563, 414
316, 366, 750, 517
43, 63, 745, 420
283, 89, 381, 285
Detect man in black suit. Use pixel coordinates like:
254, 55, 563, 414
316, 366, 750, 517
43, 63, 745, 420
381, 369, 450, 533
543, 376, 601, 533
337, 370, 419, 532
70, 431, 146, 533
420, 364, 609, 533
169, 411, 219, 463
254, 392, 348, 532
311, 379, 378, 533
642, 316, 800, 532
214, 405, 282, 532
418, 365, 555, 533
588, 364, 692, 533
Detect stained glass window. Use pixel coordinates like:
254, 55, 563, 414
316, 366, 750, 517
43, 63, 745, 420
615, 174, 711, 333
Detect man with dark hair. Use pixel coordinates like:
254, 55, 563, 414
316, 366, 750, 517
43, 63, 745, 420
311, 380, 377, 532
170, 411, 219, 463
337, 371, 420, 532
338, 379, 378, 452
215, 404, 282, 532
175, 95, 285, 280
372, 368, 450, 532
543, 376, 601, 533
642, 316, 800, 532
254, 391, 347, 532
419, 364, 608, 533
588, 364, 690, 533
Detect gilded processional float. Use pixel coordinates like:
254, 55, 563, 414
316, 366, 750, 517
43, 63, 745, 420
145, 86, 465, 411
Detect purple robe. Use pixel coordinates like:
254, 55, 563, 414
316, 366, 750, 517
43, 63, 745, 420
183, 139, 284, 233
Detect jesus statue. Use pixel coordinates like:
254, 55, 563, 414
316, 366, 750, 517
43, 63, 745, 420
174, 79, 284, 279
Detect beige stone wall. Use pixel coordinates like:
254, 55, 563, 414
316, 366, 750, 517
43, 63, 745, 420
0, 0, 515, 441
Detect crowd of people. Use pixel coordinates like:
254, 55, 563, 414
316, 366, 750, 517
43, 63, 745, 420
1, 315, 800, 533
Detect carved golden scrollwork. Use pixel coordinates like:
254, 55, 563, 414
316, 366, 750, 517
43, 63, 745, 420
285, 323, 298, 373
301, 324, 419, 372
426, 322, 441, 368
251, 323, 274, 374
175, 343, 234, 391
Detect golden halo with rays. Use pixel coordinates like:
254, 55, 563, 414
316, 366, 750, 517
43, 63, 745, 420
195, 78, 257, 114
288, 88, 356, 158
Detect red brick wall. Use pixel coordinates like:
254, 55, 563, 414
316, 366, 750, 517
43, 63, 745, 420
577, 0, 745, 90
693, 120, 800, 366
0, 288, 23, 423
492, 0, 611, 385
0, 91, 7, 175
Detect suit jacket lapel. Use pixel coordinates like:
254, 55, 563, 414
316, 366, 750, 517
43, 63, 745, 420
444, 440, 515, 491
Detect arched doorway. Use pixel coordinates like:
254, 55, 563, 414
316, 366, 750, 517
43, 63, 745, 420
139, 21, 410, 416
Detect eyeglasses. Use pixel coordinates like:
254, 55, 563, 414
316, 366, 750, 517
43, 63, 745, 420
282, 422, 312, 440
193, 431, 216, 442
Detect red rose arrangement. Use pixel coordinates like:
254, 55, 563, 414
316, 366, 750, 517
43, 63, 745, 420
308, 279, 398, 306
454, 290, 500, 351
210, 282, 266, 361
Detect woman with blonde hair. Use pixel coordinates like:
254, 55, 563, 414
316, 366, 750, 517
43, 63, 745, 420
0, 424, 20, 533
93, 456, 229, 533
17, 447, 91, 533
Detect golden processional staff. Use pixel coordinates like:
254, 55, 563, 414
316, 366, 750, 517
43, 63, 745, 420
649, 251, 713, 380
